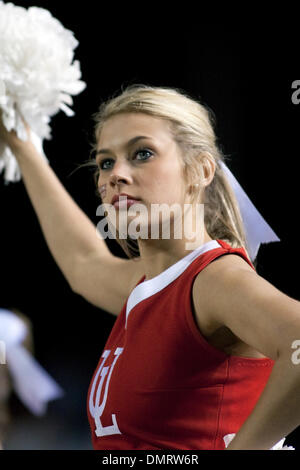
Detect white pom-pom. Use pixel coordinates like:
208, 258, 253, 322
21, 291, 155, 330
0, 1, 86, 183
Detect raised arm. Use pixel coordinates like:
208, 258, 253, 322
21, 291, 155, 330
0, 118, 144, 315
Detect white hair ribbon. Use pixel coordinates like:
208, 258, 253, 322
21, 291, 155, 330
0, 308, 63, 416
219, 161, 280, 261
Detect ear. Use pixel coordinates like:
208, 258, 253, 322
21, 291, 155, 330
201, 154, 216, 187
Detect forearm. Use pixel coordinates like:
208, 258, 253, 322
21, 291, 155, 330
14, 143, 111, 287
226, 352, 300, 450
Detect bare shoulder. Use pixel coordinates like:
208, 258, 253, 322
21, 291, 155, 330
203, 252, 255, 274
192, 253, 255, 326
191, 254, 267, 357
192, 252, 300, 359
193, 253, 255, 301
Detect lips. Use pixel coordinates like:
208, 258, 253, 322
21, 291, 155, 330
111, 193, 140, 205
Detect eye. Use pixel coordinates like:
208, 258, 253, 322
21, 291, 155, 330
98, 158, 113, 170
97, 148, 153, 171
134, 148, 153, 161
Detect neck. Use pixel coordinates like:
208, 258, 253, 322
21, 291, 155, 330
137, 228, 213, 281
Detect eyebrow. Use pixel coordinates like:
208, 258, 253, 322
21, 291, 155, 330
95, 135, 151, 159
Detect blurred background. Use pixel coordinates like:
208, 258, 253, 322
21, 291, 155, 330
0, 1, 299, 449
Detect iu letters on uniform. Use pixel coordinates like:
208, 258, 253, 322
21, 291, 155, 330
89, 348, 124, 437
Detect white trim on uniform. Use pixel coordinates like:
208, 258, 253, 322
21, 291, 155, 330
125, 239, 221, 329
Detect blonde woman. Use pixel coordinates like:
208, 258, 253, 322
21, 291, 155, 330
1, 85, 300, 450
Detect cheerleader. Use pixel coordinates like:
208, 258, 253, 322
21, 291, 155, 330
0, 85, 299, 450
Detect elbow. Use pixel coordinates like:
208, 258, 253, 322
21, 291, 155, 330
68, 276, 81, 295
63, 258, 83, 295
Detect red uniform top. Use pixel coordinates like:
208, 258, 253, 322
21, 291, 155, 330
87, 239, 274, 450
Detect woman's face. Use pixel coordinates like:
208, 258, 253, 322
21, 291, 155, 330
95, 112, 190, 238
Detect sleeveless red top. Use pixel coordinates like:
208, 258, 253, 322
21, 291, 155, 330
87, 239, 274, 450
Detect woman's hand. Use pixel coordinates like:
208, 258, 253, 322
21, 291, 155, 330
0, 111, 33, 157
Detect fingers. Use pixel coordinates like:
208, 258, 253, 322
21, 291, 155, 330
0, 109, 30, 145
0, 114, 17, 141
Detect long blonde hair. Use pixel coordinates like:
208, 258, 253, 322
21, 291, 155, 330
88, 84, 251, 263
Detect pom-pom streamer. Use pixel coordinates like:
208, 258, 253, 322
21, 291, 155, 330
0, 1, 86, 183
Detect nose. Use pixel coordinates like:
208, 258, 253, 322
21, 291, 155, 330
108, 162, 133, 189
97, 159, 133, 198
109, 174, 129, 188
